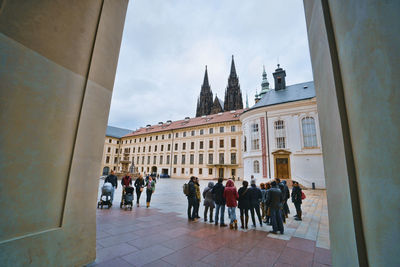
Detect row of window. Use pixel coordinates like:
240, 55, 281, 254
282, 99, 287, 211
110, 125, 238, 145
106, 138, 237, 155
106, 152, 237, 165
244, 116, 318, 151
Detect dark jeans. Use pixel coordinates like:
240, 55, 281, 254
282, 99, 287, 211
194, 198, 200, 218
146, 189, 153, 203
294, 202, 302, 217
204, 206, 214, 220
270, 208, 284, 233
187, 197, 196, 219
215, 203, 225, 224
136, 189, 142, 204
250, 203, 262, 226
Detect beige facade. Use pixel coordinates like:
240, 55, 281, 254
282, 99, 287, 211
107, 110, 244, 180
100, 136, 121, 175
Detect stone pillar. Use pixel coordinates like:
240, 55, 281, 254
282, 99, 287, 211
303, 0, 400, 266
0, 0, 128, 266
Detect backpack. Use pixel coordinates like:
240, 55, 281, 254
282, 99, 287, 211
183, 183, 189, 196
301, 191, 306, 200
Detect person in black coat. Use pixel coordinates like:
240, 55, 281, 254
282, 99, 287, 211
248, 179, 263, 227
104, 170, 118, 203
291, 181, 303, 221
187, 176, 197, 221
266, 181, 284, 234
238, 180, 251, 229
211, 177, 227, 227
134, 175, 145, 207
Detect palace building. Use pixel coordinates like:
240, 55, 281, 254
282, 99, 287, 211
241, 65, 325, 188
102, 110, 244, 180
100, 126, 132, 176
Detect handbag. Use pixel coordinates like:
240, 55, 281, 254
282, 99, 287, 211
140, 187, 143, 192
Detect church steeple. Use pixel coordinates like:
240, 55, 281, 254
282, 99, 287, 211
230, 55, 237, 77
224, 55, 243, 111
273, 64, 286, 90
196, 65, 214, 117
203, 65, 209, 86
258, 65, 270, 98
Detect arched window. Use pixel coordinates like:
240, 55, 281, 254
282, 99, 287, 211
253, 160, 260, 173
274, 120, 286, 148
302, 116, 317, 147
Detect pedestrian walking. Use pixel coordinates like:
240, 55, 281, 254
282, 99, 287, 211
238, 180, 251, 229
203, 182, 215, 222
121, 173, 132, 205
223, 179, 239, 229
134, 175, 144, 207
248, 179, 263, 227
292, 181, 303, 221
211, 177, 227, 227
145, 176, 155, 208
104, 170, 118, 204
266, 181, 284, 234
186, 176, 197, 221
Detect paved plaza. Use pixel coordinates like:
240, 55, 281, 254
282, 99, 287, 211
92, 179, 331, 266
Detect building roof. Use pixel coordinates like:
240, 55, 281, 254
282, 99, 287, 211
106, 125, 133, 138
124, 109, 244, 138
249, 81, 315, 111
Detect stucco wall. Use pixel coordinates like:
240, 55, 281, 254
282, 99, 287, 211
0, 1, 128, 266
304, 0, 400, 265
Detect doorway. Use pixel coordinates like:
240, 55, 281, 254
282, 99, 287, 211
218, 168, 224, 179
102, 166, 110, 175
272, 150, 291, 179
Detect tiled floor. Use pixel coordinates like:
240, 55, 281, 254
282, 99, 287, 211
91, 179, 331, 267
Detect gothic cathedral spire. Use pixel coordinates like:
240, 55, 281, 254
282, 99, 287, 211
224, 55, 243, 111
196, 66, 214, 117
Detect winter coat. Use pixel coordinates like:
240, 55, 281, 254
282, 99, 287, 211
248, 184, 262, 207
260, 189, 267, 203
187, 180, 196, 199
223, 180, 239, 207
203, 182, 215, 208
134, 178, 144, 192
145, 180, 155, 192
211, 182, 226, 205
195, 183, 201, 201
266, 186, 283, 210
279, 182, 290, 201
105, 174, 118, 188
238, 186, 251, 210
121, 176, 132, 187
291, 186, 302, 204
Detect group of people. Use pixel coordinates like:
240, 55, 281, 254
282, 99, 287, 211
186, 176, 304, 235
104, 171, 156, 208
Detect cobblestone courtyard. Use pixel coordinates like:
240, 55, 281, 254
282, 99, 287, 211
92, 179, 331, 266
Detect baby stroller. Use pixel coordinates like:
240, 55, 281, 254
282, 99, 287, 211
120, 186, 134, 210
97, 182, 113, 209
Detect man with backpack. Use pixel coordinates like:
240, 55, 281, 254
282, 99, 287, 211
291, 181, 303, 221
211, 178, 227, 227
185, 176, 197, 221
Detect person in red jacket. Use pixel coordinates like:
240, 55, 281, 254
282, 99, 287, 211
223, 179, 239, 229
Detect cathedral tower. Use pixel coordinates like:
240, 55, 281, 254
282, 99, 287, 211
224, 55, 243, 111
196, 66, 214, 117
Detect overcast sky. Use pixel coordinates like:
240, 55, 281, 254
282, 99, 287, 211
108, 0, 313, 130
